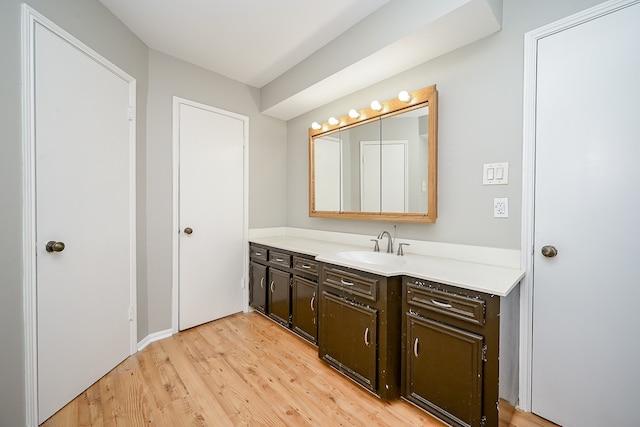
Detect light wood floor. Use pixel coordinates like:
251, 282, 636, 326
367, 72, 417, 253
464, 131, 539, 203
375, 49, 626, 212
42, 311, 558, 427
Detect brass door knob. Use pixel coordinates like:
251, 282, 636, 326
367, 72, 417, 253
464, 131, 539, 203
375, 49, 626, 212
184, 227, 193, 235
46, 241, 65, 253
541, 245, 558, 258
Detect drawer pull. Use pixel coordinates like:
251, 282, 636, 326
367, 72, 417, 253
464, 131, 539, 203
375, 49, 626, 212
260, 277, 264, 289
364, 327, 370, 346
340, 279, 354, 286
275, 257, 284, 262
254, 252, 263, 256
301, 264, 312, 269
270, 281, 275, 293
413, 337, 419, 357
431, 299, 453, 309
310, 295, 315, 311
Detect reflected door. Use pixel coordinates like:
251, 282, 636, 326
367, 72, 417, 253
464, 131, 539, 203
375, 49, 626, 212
360, 141, 407, 212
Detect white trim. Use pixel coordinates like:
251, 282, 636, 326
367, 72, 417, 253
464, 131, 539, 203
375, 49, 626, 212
519, 0, 640, 411
171, 97, 250, 334
137, 329, 173, 352
21, 5, 137, 424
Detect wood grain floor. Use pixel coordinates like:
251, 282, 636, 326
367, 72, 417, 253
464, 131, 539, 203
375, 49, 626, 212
41, 311, 558, 427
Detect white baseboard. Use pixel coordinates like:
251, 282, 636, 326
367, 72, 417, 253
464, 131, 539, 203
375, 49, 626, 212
137, 328, 173, 352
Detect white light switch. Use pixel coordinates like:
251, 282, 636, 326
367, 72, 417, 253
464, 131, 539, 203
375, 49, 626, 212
483, 162, 509, 185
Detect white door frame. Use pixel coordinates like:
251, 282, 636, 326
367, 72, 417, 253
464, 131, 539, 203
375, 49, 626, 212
171, 96, 249, 333
21, 5, 137, 425
519, 0, 639, 411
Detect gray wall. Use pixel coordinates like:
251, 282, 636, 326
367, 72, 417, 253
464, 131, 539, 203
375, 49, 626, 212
145, 49, 287, 333
286, 0, 602, 249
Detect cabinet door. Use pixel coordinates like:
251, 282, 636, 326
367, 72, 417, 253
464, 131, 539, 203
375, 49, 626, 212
406, 313, 483, 427
268, 268, 291, 327
292, 276, 317, 344
249, 261, 267, 313
320, 292, 377, 391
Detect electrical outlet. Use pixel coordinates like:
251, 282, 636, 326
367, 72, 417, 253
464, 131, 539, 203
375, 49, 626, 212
494, 198, 509, 218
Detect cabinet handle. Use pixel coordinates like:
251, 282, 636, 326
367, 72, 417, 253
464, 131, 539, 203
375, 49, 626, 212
431, 299, 453, 309
275, 257, 284, 262
260, 277, 264, 289
364, 327, 370, 346
340, 279, 354, 286
270, 281, 275, 293
310, 295, 315, 311
301, 264, 312, 269
255, 252, 262, 256
413, 337, 419, 357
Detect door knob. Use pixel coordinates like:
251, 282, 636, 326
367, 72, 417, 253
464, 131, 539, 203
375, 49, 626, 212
184, 227, 193, 235
541, 245, 558, 258
46, 241, 65, 253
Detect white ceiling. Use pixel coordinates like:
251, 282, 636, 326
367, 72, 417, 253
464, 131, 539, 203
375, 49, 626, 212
98, 0, 502, 120
98, 0, 390, 88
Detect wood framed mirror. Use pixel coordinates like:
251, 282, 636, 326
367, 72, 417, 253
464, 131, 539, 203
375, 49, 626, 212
309, 85, 437, 223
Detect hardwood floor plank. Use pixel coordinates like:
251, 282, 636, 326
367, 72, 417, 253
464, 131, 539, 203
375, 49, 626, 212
41, 312, 557, 427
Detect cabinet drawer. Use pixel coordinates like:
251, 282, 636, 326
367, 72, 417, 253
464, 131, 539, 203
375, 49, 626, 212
269, 251, 292, 268
406, 281, 485, 326
324, 267, 378, 302
250, 245, 268, 262
292, 256, 318, 278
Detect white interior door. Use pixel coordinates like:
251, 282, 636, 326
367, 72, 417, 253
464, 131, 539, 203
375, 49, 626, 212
314, 136, 342, 211
177, 99, 246, 331
531, 3, 640, 426
360, 140, 407, 212
33, 20, 135, 423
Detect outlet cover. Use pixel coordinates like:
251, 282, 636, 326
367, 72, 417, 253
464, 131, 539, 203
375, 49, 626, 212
483, 162, 509, 185
494, 197, 509, 218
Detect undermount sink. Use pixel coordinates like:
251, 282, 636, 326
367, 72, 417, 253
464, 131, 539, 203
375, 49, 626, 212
335, 251, 406, 266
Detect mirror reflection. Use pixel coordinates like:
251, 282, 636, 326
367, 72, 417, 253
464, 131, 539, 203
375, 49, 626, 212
309, 85, 437, 223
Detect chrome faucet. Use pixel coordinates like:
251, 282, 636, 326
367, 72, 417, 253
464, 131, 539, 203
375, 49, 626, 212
377, 230, 393, 253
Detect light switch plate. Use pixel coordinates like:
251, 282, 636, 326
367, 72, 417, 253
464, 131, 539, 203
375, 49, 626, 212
483, 162, 509, 185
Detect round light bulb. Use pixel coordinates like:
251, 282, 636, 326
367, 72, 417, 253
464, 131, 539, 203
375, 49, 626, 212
348, 109, 360, 119
398, 90, 411, 102
311, 122, 322, 130
328, 116, 339, 126
370, 100, 382, 111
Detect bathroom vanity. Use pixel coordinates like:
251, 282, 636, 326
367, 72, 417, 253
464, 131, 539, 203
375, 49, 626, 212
248, 233, 523, 427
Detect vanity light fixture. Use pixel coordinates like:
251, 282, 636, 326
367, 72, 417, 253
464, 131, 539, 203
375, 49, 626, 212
370, 100, 382, 111
398, 90, 411, 102
328, 116, 339, 126
348, 109, 360, 119
311, 122, 322, 130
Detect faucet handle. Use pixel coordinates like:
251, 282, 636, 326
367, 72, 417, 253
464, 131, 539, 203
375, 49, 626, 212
397, 243, 410, 256
370, 239, 380, 252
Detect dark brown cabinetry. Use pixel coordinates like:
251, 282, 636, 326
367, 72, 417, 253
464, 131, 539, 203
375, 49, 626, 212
318, 264, 402, 400
249, 261, 267, 313
291, 256, 319, 344
402, 278, 500, 427
268, 266, 291, 327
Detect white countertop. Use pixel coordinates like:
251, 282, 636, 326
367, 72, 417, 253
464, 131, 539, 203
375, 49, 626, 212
249, 235, 524, 297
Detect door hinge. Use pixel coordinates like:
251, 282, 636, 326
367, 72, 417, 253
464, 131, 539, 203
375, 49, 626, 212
128, 106, 134, 121
480, 415, 487, 427
128, 306, 135, 321
482, 344, 488, 362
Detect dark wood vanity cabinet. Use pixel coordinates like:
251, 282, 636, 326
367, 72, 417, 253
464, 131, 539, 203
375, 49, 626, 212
249, 244, 319, 345
318, 264, 402, 400
402, 277, 500, 427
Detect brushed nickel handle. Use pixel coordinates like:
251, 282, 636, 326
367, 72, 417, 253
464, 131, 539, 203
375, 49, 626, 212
270, 281, 275, 293
301, 264, 312, 269
260, 277, 264, 289
413, 337, 419, 357
254, 252, 263, 256
431, 299, 453, 309
310, 294, 315, 311
184, 227, 193, 235
46, 241, 65, 253
275, 257, 284, 262
364, 327, 370, 346
541, 245, 558, 258
340, 279, 354, 286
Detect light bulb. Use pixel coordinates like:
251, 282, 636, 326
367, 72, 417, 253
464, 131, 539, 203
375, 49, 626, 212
370, 100, 382, 111
398, 90, 411, 102
348, 109, 360, 119
328, 117, 339, 126
311, 122, 322, 130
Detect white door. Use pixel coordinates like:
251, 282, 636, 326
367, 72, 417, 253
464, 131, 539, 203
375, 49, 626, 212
176, 98, 246, 331
531, 3, 640, 426
360, 141, 407, 212
32, 20, 135, 423
314, 135, 342, 211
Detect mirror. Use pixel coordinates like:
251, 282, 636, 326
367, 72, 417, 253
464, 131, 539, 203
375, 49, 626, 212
309, 85, 437, 223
